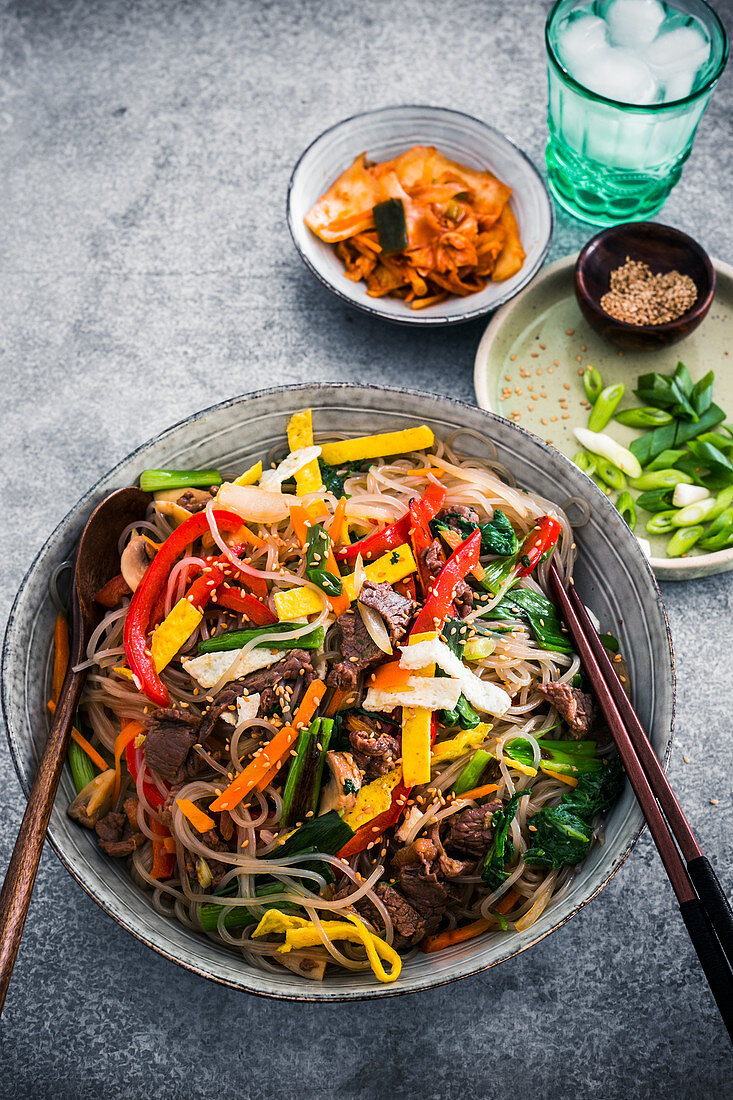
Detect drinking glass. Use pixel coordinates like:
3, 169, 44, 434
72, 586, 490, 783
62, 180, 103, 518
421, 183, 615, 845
545, 0, 728, 225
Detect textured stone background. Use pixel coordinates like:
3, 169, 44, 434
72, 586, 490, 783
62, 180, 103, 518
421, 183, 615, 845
1, 0, 731, 1095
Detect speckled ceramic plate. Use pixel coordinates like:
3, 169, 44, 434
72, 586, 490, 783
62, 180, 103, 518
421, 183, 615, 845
1, 384, 674, 1001
474, 255, 733, 581
287, 105, 553, 326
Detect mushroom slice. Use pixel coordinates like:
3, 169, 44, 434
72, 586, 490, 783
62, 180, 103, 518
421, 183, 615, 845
277, 951, 328, 981
67, 768, 116, 828
319, 751, 362, 815
120, 534, 155, 592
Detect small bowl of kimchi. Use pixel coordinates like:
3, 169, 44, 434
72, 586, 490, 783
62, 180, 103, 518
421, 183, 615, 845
287, 105, 553, 326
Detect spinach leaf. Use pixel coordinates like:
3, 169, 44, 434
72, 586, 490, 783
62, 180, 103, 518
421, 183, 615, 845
318, 458, 362, 498
489, 588, 573, 653
481, 791, 529, 891
431, 508, 517, 557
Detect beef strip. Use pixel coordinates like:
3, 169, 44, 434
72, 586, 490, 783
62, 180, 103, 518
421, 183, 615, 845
391, 838, 454, 937
357, 581, 418, 646
445, 803, 501, 858
144, 708, 202, 785
422, 539, 474, 618
538, 681, 595, 736
95, 810, 146, 859
334, 882, 428, 949
344, 712, 400, 779
442, 505, 480, 529
327, 610, 382, 690
197, 650, 315, 738
429, 823, 471, 878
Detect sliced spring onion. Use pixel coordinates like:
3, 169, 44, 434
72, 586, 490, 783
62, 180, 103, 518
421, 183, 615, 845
140, 469, 222, 493
451, 749, 492, 795
629, 469, 694, 491
574, 428, 642, 480
588, 384, 625, 433
667, 525, 704, 558
672, 497, 719, 527
463, 636, 496, 661
583, 366, 603, 405
672, 483, 710, 508
595, 459, 626, 491
615, 491, 637, 531
615, 407, 673, 429
573, 451, 596, 477
69, 737, 95, 793
646, 511, 677, 535
198, 624, 325, 654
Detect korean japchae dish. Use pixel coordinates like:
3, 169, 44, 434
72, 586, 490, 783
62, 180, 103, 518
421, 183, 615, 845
55, 412, 624, 985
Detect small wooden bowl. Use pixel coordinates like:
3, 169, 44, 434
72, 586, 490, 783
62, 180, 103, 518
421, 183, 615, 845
574, 222, 715, 352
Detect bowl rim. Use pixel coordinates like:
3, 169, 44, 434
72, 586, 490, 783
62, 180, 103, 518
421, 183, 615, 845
473, 252, 733, 578
1, 382, 675, 1001
574, 221, 716, 335
286, 104, 553, 327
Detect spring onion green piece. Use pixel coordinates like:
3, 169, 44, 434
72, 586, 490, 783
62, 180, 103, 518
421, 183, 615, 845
139, 469, 222, 493
672, 483, 710, 508
573, 451, 596, 477
198, 624, 324, 654
583, 366, 603, 405
707, 486, 733, 520
699, 508, 733, 551
646, 511, 677, 535
629, 469, 694, 491
635, 489, 673, 514
281, 718, 333, 827
68, 737, 95, 793
199, 883, 297, 933
463, 636, 495, 661
574, 428, 642, 479
614, 407, 673, 429
645, 448, 686, 471
672, 497, 719, 527
304, 524, 342, 596
588, 384, 625, 432
451, 749, 492, 795
630, 403, 726, 467
615, 491, 637, 530
667, 525, 704, 557
595, 459, 626, 491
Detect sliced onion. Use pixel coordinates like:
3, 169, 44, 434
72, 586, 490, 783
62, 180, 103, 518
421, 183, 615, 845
358, 601, 392, 655
352, 553, 367, 600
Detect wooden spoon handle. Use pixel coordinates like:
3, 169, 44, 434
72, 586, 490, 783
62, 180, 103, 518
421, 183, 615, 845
0, 665, 84, 1013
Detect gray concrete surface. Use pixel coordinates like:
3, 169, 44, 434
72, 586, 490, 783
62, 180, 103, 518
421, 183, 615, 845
1, 0, 731, 1095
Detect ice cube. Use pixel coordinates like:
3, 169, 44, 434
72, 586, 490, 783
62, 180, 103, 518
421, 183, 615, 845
574, 46, 658, 104
663, 69, 696, 101
604, 0, 666, 48
646, 24, 710, 76
556, 13, 608, 73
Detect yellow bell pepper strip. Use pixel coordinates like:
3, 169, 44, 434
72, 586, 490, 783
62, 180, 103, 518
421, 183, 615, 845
209, 679, 326, 812
252, 909, 402, 983
401, 631, 436, 787
234, 460, 263, 486
274, 586, 327, 621
341, 543, 417, 601
175, 798, 216, 833
287, 409, 324, 498
150, 598, 204, 673
320, 425, 434, 466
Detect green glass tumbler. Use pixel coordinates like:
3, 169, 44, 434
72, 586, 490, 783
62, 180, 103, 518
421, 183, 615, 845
545, 0, 728, 226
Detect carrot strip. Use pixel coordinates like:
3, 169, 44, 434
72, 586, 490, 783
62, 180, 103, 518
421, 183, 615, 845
176, 798, 215, 833
494, 888, 521, 915
114, 719, 146, 800
324, 685, 352, 717
420, 917, 491, 954
542, 768, 578, 787
409, 467, 445, 478
329, 497, 348, 547
290, 505, 350, 617
454, 782, 501, 802
52, 613, 69, 704
70, 729, 109, 773
150, 817, 175, 880
235, 524, 266, 550
290, 504, 310, 545
162, 836, 178, 854
209, 679, 326, 811
367, 661, 413, 693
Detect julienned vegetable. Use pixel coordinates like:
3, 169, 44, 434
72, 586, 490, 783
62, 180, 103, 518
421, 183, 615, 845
140, 468, 222, 493
198, 624, 325, 654
281, 718, 334, 827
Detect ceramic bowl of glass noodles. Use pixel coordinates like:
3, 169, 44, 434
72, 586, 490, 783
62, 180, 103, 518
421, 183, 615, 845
1, 384, 674, 1000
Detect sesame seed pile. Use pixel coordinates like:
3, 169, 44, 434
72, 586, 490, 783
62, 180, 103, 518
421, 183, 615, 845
600, 257, 698, 327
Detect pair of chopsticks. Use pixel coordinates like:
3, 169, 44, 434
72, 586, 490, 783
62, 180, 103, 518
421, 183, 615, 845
547, 562, 733, 1040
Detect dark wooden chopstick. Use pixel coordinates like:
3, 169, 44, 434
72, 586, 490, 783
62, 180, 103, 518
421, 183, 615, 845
547, 563, 733, 1039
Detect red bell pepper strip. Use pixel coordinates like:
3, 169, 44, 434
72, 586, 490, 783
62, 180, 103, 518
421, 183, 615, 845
186, 564, 225, 611
336, 715, 437, 859
123, 507, 244, 706
515, 516, 562, 576
411, 529, 481, 636
334, 512, 411, 563
125, 740, 168, 811
213, 587, 277, 625
150, 817, 176, 880
409, 483, 446, 595
94, 573, 132, 608
204, 544, 269, 600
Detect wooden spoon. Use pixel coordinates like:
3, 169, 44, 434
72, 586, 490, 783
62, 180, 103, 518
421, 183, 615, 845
0, 486, 150, 1013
